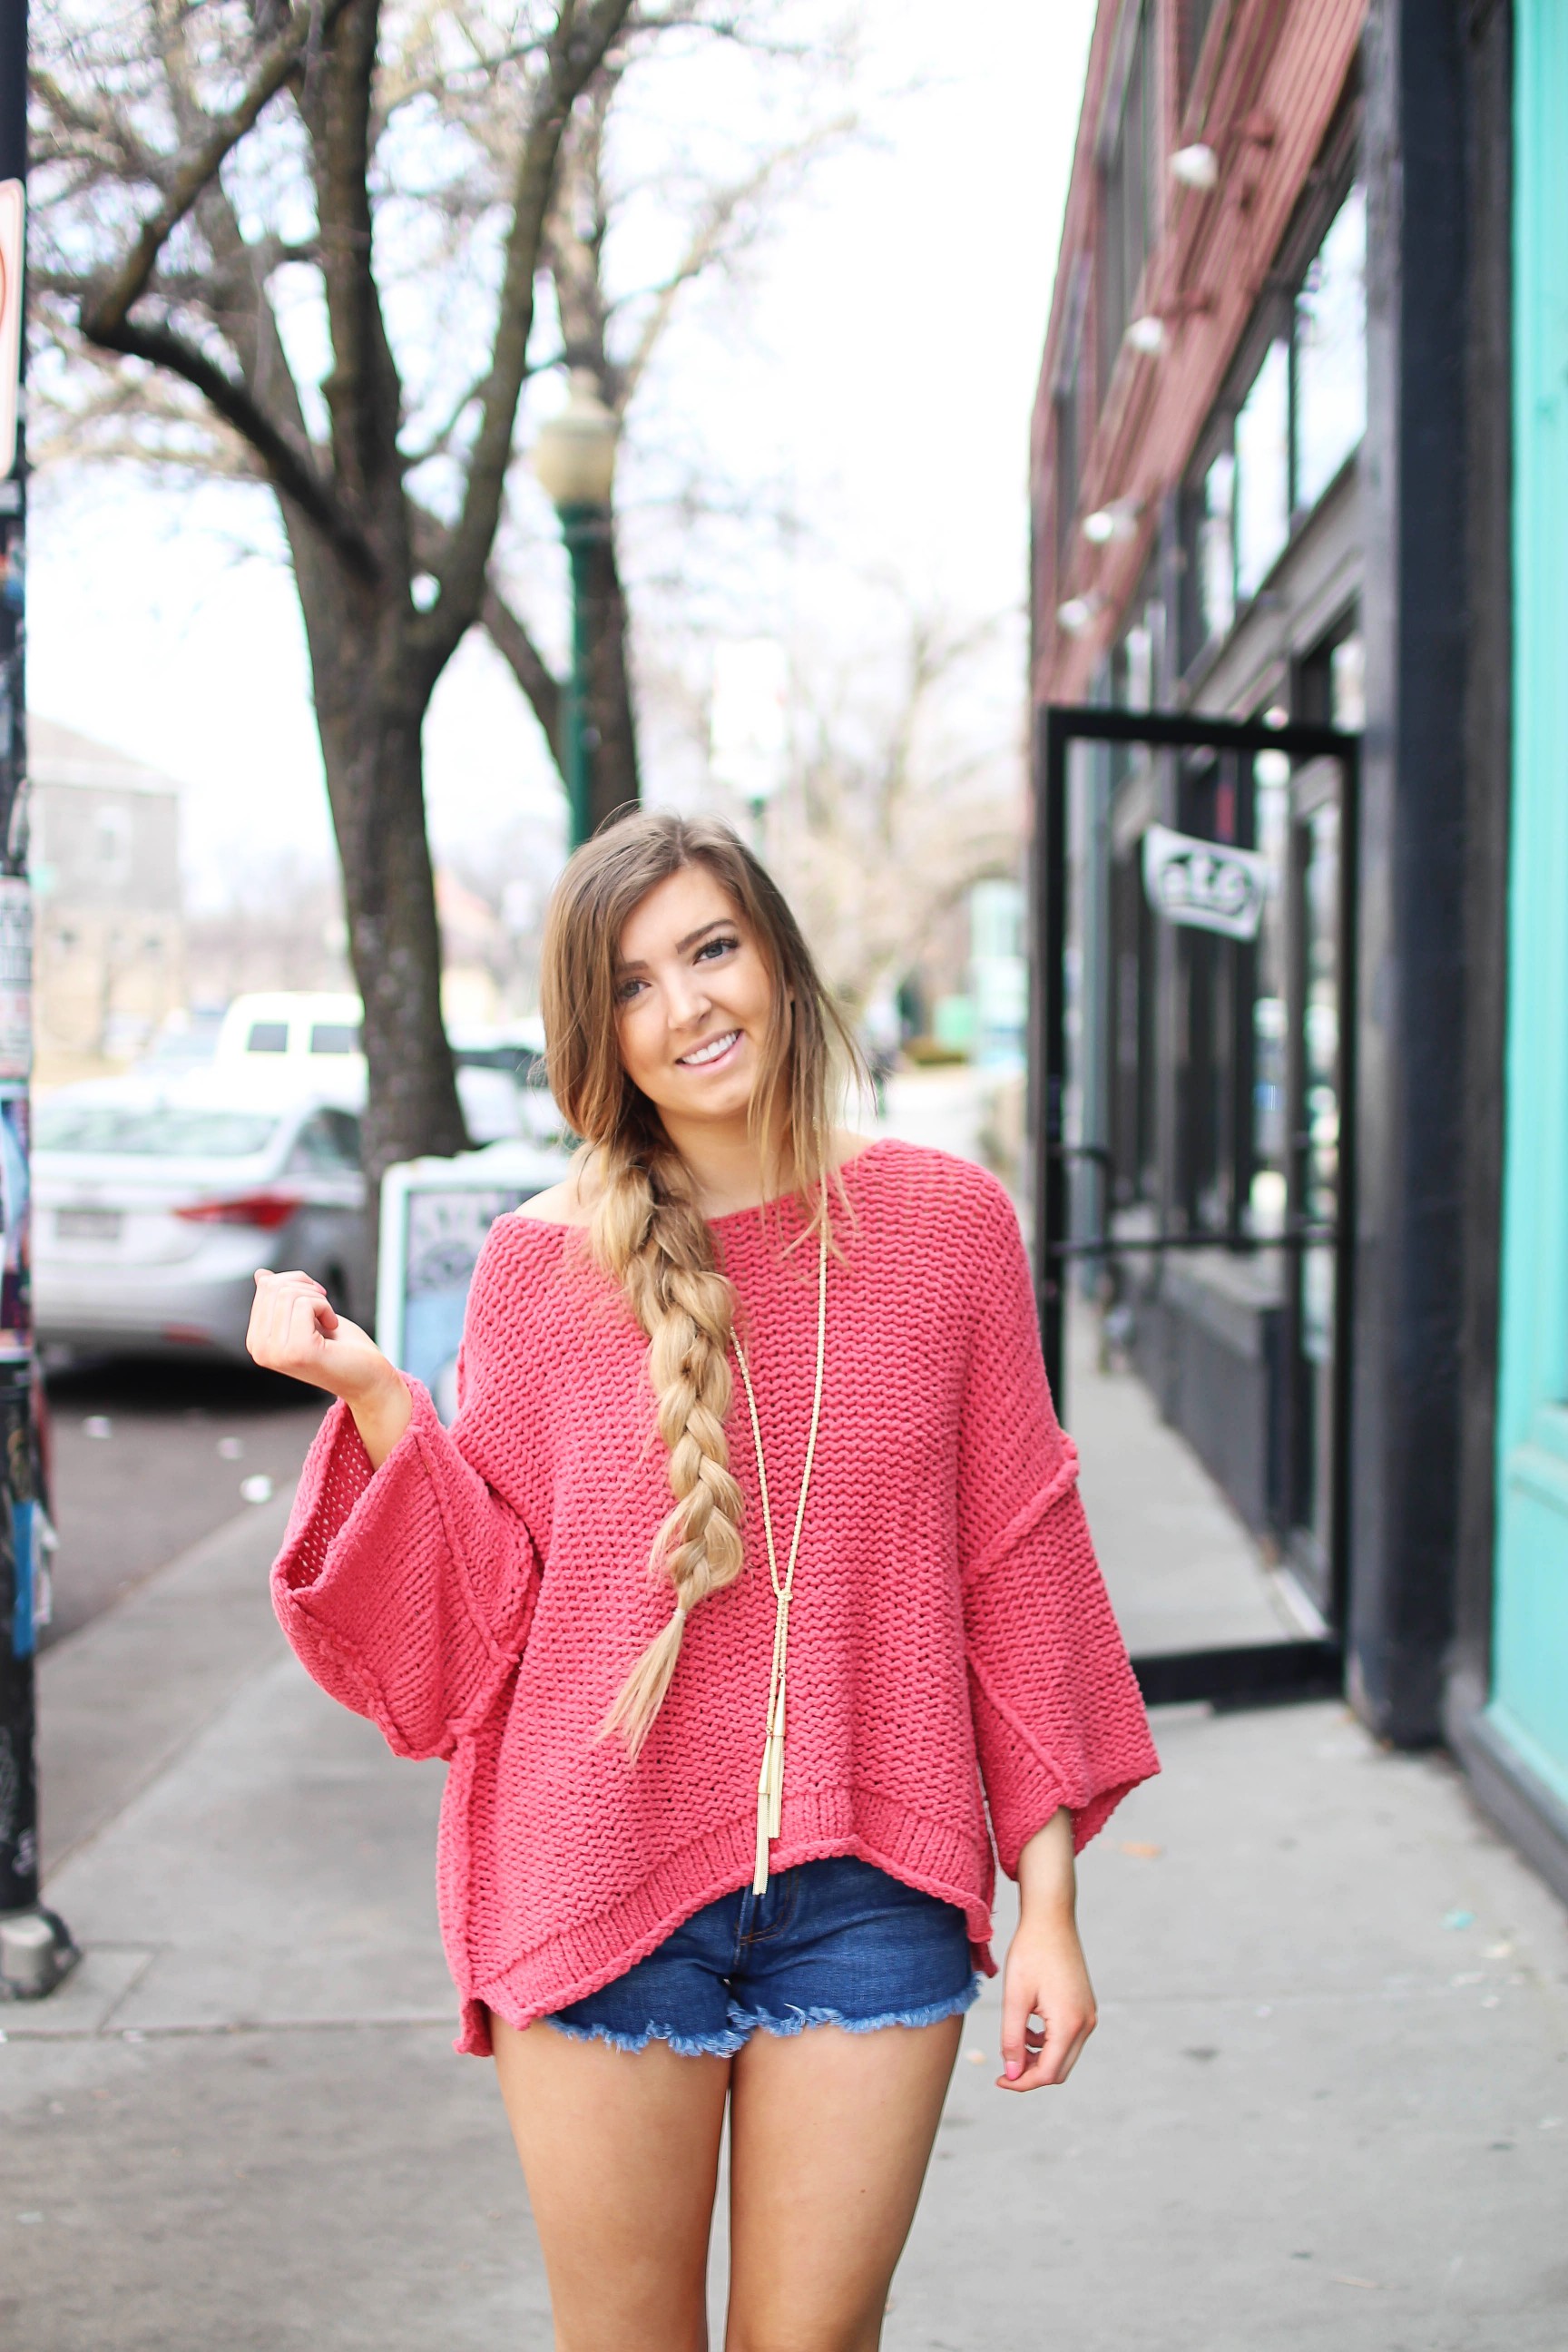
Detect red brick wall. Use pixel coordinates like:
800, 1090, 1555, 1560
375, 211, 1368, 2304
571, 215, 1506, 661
1031, 0, 1367, 705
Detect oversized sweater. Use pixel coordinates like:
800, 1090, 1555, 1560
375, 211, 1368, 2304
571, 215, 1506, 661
271, 1138, 1160, 2055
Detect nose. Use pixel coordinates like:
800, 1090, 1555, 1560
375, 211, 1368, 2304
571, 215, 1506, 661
663, 962, 713, 1031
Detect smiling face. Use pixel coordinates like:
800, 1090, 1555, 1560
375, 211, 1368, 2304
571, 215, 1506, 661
612, 863, 777, 1133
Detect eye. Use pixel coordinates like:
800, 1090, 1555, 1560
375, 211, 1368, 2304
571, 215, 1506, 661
696, 934, 740, 963
613, 975, 644, 1004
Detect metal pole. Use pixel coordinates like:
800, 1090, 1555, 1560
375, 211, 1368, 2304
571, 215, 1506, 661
558, 502, 602, 850
1039, 709, 1069, 1422
0, 0, 74, 1998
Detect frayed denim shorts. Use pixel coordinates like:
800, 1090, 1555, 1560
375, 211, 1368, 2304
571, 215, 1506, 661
545, 1855, 981, 2058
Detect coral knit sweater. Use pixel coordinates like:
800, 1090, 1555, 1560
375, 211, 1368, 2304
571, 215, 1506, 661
272, 1139, 1160, 2056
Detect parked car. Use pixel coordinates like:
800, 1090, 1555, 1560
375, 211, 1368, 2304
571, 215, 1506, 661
212, 991, 565, 1145
212, 991, 366, 1101
33, 1073, 369, 1365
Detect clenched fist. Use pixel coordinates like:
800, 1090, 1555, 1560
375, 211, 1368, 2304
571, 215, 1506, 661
248, 1269, 412, 1467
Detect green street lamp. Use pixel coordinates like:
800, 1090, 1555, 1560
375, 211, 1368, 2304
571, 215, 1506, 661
532, 371, 620, 849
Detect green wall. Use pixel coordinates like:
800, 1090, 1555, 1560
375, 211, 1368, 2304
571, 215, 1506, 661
1491, 0, 1568, 1806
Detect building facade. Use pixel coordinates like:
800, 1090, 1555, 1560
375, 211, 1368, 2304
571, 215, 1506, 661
1032, 2, 1568, 1897
28, 719, 187, 1080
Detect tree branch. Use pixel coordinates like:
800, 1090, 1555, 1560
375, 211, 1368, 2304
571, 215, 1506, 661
481, 581, 564, 758
96, 315, 376, 574
77, 0, 356, 346
415, 0, 637, 674
613, 113, 858, 407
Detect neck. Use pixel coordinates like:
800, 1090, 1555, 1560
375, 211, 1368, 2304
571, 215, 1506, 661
658, 1110, 791, 1219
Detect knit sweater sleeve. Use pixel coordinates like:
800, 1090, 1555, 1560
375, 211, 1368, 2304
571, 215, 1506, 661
956, 1178, 1160, 1873
270, 1228, 544, 1762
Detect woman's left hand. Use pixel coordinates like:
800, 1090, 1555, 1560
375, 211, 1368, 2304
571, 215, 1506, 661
996, 1808, 1098, 2092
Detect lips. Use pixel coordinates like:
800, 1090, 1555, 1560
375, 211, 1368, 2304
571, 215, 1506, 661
677, 1028, 741, 1069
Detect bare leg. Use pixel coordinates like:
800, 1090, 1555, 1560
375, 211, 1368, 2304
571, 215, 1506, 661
492, 2014, 731, 2352
724, 2014, 963, 2352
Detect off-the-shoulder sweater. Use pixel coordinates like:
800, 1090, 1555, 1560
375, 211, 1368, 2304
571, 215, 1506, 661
270, 1138, 1160, 2054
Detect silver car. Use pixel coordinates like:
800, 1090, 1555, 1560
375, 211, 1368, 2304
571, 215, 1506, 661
33, 1076, 369, 1364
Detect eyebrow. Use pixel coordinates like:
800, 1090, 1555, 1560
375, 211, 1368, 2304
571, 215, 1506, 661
616, 917, 735, 974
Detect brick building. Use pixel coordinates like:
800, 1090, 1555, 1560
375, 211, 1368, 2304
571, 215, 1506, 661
1028, 5, 1568, 1901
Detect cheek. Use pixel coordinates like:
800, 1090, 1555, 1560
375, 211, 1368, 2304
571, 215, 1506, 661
614, 1008, 653, 1089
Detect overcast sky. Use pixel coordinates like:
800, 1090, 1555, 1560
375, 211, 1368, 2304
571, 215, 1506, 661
27, 0, 1094, 913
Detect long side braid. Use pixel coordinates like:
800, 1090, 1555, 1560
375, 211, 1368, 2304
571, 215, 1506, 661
593, 1142, 745, 1757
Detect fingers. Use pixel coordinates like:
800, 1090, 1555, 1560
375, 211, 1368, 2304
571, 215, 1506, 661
247, 1269, 338, 1377
996, 2000, 1094, 2092
999, 1972, 1032, 2083
996, 1958, 1096, 2094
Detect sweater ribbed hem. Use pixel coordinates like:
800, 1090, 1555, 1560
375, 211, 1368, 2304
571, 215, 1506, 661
457, 1786, 998, 2057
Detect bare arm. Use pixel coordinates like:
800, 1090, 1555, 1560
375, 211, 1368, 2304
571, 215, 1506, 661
246, 1269, 411, 1469
997, 1808, 1098, 2093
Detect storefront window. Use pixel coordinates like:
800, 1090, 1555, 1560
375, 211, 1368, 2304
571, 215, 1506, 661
1330, 632, 1365, 729
1235, 338, 1290, 598
1096, 2, 1155, 397
1294, 186, 1367, 512
1180, 180, 1366, 669
1200, 448, 1236, 642
1249, 748, 1292, 1235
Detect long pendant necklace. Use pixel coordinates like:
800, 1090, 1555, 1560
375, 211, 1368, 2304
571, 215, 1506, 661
731, 1219, 828, 1896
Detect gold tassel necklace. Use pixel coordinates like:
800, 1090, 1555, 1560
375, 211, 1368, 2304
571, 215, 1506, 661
732, 1217, 828, 1896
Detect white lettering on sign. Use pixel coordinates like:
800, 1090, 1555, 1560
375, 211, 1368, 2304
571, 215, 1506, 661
1142, 823, 1271, 941
0, 182, 22, 478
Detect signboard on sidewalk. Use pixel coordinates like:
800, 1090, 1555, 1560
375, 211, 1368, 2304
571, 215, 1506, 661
377, 1138, 571, 1422
1142, 822, 1271, 941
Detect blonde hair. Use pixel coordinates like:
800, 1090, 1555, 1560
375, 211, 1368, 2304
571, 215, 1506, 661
540, 811, 861, 1757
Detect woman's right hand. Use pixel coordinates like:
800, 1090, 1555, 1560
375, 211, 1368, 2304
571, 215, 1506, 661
247, 1269, 412, 1467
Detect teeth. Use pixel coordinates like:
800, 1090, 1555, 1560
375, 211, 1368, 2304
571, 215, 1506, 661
680, 1030, 739, 1067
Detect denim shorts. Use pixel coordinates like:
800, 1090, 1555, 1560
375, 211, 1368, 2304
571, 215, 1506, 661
545, 1855, 981, 2057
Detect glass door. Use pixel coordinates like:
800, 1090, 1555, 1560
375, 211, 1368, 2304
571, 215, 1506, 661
1284, 761, 1347, 1612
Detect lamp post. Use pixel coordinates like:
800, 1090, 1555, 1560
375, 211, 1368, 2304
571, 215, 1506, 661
532, 372, 619, 851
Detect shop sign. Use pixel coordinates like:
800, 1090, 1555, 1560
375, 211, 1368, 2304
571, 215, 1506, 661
1142, 823, 1270, 941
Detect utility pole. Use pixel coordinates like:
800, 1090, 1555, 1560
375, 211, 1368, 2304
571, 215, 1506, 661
0, 0, 75, 2001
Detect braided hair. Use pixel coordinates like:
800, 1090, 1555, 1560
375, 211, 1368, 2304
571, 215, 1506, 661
539, 811, 859, 1756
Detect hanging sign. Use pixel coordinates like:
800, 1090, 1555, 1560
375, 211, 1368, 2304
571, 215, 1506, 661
1142, 823, 1270, 941
0, 182, 22, 479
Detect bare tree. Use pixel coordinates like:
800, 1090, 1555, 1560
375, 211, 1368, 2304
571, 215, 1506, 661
479, 66, 857, 829
32, 5, 863, 1094
762, 609, 1021, 1024
32, 0, 638, 1181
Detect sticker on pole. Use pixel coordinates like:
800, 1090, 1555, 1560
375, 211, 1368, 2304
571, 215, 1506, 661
0, 878, 29, 1081
0, 181, 23, 478
1142, 823, 1270, 941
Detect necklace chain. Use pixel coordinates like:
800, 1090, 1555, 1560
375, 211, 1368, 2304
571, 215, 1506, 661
731, 1220, 828, 1896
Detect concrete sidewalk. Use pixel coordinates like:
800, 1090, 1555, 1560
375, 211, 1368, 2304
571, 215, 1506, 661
3, 1506, 1566, 2349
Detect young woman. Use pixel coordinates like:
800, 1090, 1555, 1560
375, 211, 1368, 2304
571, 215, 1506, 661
250, 812, 1159, 2352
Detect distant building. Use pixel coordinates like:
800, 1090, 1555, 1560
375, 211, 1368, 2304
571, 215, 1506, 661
27, 719, 186, 1078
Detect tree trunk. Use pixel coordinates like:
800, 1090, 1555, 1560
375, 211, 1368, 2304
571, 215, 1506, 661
582, 514, 639, 834
291, 536, 467, 1191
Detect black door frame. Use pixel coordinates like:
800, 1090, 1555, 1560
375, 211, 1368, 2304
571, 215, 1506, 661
1034, 703, 1361, 1710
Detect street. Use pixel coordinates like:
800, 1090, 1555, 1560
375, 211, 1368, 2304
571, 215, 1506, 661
40, 1360, 327, 1649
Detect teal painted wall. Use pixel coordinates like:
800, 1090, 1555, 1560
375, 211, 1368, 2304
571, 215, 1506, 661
1491, 0, 1568, 1808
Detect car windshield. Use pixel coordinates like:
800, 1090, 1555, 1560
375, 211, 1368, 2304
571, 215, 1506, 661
34, 1103, 281, 1158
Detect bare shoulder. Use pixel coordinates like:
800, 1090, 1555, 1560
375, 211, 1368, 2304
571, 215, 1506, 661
830, 1127, 883, 1172
514, 1176, 592, 1227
